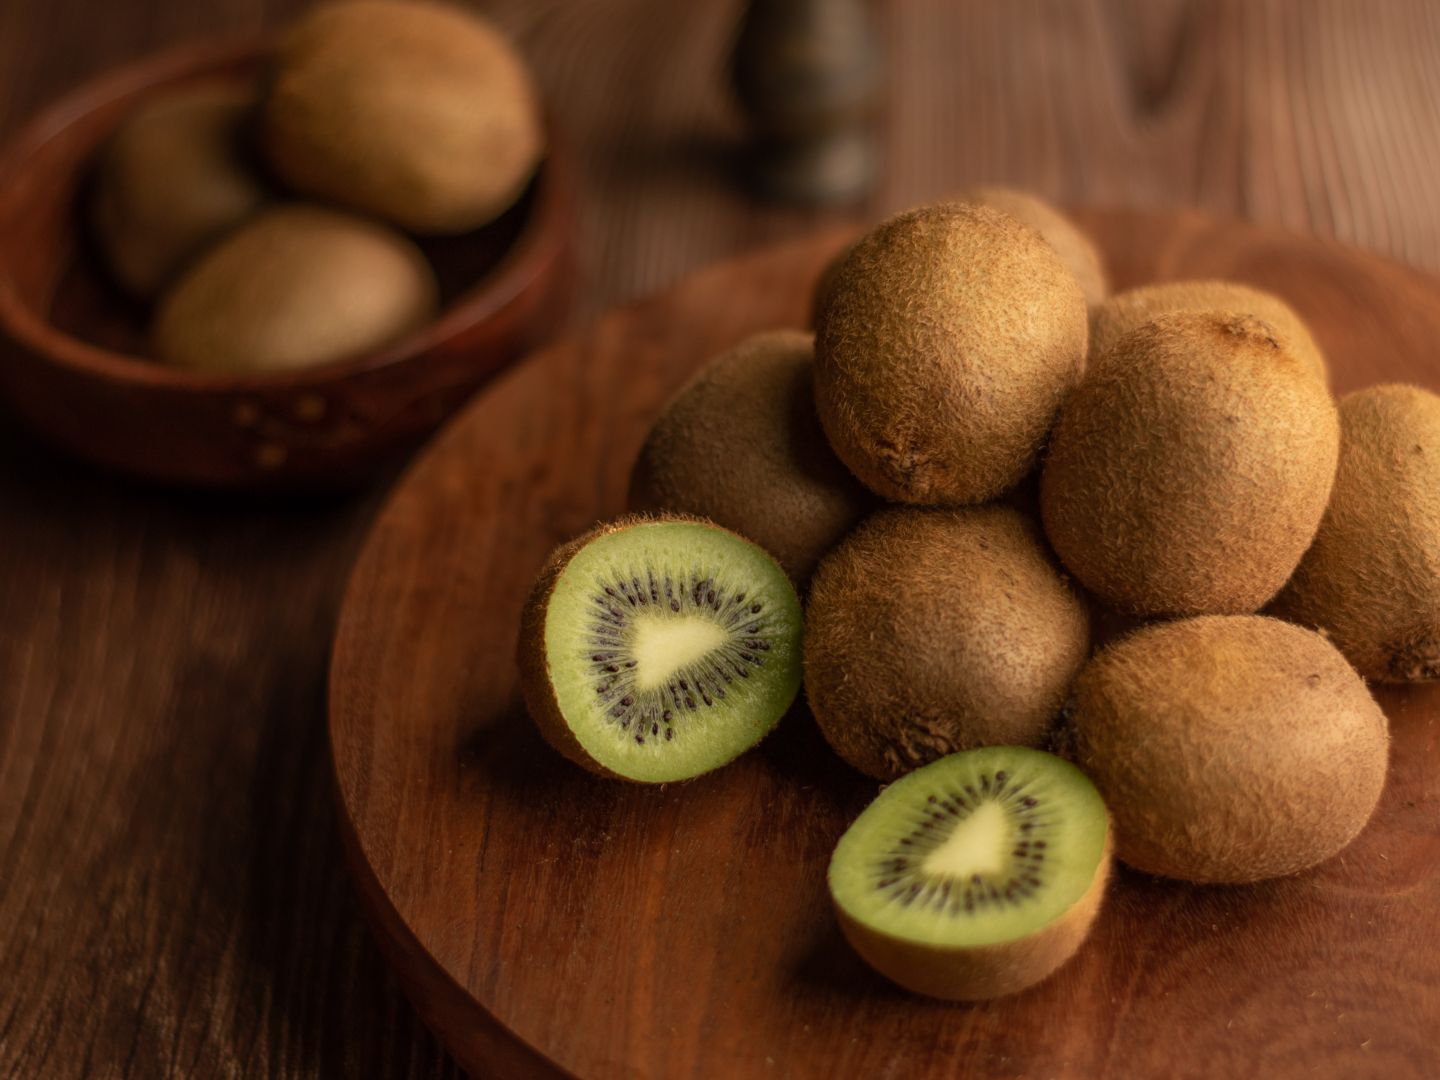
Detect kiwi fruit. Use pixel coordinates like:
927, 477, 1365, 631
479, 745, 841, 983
516, 515, 804, 782
1064, 615, 1388, 883
1090, 280, 1327, 382
809, 190, 1106, 325
1040, 310, 1339, 616
805, 505, 1090, 781
829, 746, 1111, 1001
814, 201, 1088, 505
91, 82, 267, 297
1271, 384, 1440, 681
152, 204, 437, 374
628, 331, 873, 584
261, 0, 544, 234
958, 187, 1108, 308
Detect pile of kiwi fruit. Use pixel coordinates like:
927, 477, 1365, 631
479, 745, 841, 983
517, 188, 1434, 1003
89, 0, 542, 374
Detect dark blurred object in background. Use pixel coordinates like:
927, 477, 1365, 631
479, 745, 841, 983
731, 0, 883, 205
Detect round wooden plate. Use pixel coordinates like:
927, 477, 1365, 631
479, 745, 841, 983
329, 211, 1440, 1079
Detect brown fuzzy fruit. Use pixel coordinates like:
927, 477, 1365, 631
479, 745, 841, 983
1090, 280, 1327, 382
1065, 615, 1389, 883
91, 82, 267, 297
959, 187, 1108, 307
814, 202, 1088, 505
628, 330, 873, 584
261, 0, 543, 234
153, 204, 437, 373
1040, 311, 1340, 616
804, 505, 1091, 780
1271, 384, 1440, 681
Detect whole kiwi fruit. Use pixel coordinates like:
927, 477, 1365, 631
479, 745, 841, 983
814, 202, 1088, 505
261, 0, 543, 234
628, 330, 873, 584
1040, 310, 1340, 616
959, 186, 1107, 307
1271, 384, 1440, 681
804, 504, 1091, 781
1091, 280, 1327, 382
1064, 615, 1388, 883
91, 83, 267, 296
153, 204, 437, 373
809, 190, 1107, 324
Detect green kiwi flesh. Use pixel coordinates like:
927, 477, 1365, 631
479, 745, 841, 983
517, 516, 803, 782
829, 747, 1111, 1001
1065, 615, 1389, 883
1271, 385, 1440, 681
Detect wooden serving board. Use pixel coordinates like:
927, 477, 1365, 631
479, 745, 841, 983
328, 210, 1440, 1080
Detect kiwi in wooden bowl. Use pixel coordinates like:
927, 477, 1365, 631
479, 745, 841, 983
260, 0, 544, 235
0, 39, 573, 489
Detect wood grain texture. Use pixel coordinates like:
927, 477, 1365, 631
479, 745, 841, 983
7, 1, 1440, 1076
330, 213, 1440, 1080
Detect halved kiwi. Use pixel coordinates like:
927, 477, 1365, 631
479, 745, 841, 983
829, 747, 1111, 1001
517, 515, 803, 782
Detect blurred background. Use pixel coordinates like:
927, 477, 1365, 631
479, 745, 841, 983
3, 1, 1439, 1076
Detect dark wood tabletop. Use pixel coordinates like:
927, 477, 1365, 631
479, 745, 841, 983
4, 2, 1440, 1077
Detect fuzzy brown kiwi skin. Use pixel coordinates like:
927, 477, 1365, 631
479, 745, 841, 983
628, 331, 874, 586
836, 830, 1112, 1001
1270, 385, 1440, 682
811, 191, 1107, 323
814, 202, 1088, 506
1090, 280, 1328, 383
516, 519, 632, 780
804, 505, 1091, 781
152, 205, 438, 373
1040, 311, 1340, 617
91, 84, 268, 297
1064, 615, 1389, 884
261, 0, 543, 234
959, 186, 1108, 308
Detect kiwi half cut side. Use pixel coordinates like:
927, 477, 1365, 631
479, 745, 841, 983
828, 747, 1111, 1000
517, 516, 803, 782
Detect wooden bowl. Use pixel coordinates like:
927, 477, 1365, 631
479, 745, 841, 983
0, 39, 575, 489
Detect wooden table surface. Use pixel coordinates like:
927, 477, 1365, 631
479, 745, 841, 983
4, 2, 1440, 1077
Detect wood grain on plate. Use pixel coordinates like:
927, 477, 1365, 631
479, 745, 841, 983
329, 211, 1440, 1079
